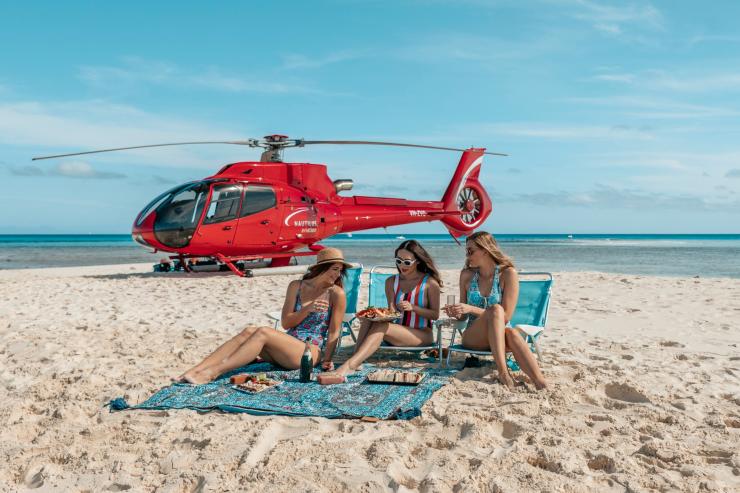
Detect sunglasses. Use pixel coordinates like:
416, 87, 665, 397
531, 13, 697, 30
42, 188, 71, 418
395, 257, 417, 267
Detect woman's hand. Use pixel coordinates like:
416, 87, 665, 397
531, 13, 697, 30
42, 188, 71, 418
443, 303, 471, 319
311, 298, 330, 312
302, 299, 329, 313
397, 300, 413, 312
321, 361, 334, 371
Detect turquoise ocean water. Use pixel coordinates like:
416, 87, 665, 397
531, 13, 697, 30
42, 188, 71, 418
1, 234, 739, 278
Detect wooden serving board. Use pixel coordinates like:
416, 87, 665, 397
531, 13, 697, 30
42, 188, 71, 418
231, 375, 282, 393
366, 370, 425, 386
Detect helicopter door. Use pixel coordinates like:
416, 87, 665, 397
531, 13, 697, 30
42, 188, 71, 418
194, 183, 242, 252
233, 184, 280, 251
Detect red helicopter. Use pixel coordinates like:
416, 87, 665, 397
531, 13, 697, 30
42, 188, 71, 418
34, 135, 505, 276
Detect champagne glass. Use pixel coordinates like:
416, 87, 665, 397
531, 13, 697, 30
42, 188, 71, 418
445, 294, 456, 319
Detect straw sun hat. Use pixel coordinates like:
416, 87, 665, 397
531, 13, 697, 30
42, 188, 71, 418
309, 247, 352, 270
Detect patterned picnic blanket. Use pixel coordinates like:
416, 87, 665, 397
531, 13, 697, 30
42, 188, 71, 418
108, 363, 456, 420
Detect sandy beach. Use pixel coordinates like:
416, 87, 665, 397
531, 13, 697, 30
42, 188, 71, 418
1, 265, 738, 492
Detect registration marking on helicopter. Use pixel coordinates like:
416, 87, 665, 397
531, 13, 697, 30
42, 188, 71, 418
409, 210, 427, 216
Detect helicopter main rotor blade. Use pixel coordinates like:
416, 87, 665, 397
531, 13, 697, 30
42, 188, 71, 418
32, 140, 258, 161
301, 140, 508, 156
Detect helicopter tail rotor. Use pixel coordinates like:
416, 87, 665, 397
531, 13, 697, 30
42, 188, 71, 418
440, 149, 492, 236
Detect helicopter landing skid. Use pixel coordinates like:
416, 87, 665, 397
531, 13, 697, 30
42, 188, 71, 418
214, 251, 318, 277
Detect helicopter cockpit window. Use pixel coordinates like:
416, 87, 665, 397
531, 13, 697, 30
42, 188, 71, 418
136, 183, 183, 227
153, 181, 209, 248
240, 185, 276, 217
203, 183, 242, 224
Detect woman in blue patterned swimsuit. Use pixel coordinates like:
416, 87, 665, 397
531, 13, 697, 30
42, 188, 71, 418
444, 232, 548, 390
177, 248, 348, 384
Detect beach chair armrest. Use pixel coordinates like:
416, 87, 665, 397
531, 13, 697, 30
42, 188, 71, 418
267, 311, 283, 330
514, 324, 544, 337
452, 319, 467, 335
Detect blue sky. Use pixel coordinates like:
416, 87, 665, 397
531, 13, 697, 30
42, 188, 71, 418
1, 0, 739, 234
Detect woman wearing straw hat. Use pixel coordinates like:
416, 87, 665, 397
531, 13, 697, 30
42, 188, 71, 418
176, 248, 349, 384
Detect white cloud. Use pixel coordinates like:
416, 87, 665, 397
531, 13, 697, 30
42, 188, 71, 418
512, 184, 740, 211
593, 73, 634, 83
51, 161, 126, 179
476, 122, 654, 141
7, 164, 44, 176
589, 151, 740, 177
646, 70, 740, 93
281, 50, 364, 70
0, 99, 253, 168
594, 156, 689, 171
562, 0, 664, 34
397, 32, 557, 64
688, 34, 740, 46
6, 161, 126, 179
726, 169, 740, 179
590, 67, 740, 94
79, 57, 322, 94
563, 95, 740, 119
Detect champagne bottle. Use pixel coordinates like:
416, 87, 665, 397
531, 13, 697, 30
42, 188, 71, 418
299, 339, 313, 383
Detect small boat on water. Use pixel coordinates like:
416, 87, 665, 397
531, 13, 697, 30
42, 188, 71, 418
396, 235, 406, 240
567, 234, 574, 239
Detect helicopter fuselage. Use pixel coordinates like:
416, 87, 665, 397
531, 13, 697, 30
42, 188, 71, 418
131, 160, 462, 258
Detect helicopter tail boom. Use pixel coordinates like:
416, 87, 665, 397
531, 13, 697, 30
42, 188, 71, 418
336, 148, 493, 235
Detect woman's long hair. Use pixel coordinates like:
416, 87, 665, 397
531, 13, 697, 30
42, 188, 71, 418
395, 240, 443, 287
303, 262, 346, 288
465, 231, 515, 270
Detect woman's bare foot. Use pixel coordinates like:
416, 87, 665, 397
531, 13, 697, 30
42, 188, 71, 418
183, 368, 217, 385
497, 371, 515, 389
171, 373, 188, 383
333, 363, 357, 378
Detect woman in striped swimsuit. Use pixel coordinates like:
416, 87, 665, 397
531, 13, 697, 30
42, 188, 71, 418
444, 231, 548, 390
332, 240, 441, 379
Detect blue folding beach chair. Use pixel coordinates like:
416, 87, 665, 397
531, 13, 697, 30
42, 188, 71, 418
362, 265, 443, 365
445, 272, 553, 369
336, 265, 363, 352
267, 265, 363, 354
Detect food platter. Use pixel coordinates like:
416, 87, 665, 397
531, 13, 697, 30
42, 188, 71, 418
230, 373, 282, 393
356, 306, 400, 323
366, 370, 425, 386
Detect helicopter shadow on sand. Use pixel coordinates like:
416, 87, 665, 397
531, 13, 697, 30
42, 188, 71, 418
82, 270, 240, 281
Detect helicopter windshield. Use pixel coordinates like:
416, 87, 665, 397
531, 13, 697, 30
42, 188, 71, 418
135, 183, 186, 227
153, 181, 210, 248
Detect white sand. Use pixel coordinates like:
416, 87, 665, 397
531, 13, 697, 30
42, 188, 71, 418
1, 265, 738, 492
